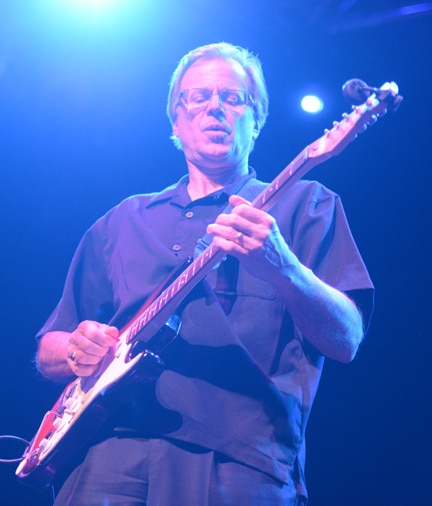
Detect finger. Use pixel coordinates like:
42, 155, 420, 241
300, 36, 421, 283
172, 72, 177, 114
214, 205, 275, 242
229, 195, 271, 224
72, 321, 118, 348
229, 194, 251, 207
102, 324, 119, 341
67, 341, 106, 366
206, 222, 246, 248
69, 326, 118, 364
67, 348, 78, 364
208, 216, 267, 249
70, 361, 101, 378
211, 238, 247, 254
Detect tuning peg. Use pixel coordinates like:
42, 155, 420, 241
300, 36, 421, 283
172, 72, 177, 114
343, 78, 403, 111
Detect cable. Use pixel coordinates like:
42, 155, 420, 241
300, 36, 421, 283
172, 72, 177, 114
0, 434, 30, 463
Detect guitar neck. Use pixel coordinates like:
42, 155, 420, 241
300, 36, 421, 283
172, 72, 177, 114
251, 145, 323, 212
126, 84, 402, 346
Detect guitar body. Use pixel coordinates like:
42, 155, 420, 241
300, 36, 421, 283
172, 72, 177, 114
16, 315, 181, 489
16, 81, 402, 490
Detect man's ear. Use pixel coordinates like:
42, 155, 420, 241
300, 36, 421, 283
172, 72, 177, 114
252, 121, 260, 140
173, 121, 179, 137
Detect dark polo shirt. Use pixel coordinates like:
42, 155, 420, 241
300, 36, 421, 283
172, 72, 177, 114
38, 170, 373, 494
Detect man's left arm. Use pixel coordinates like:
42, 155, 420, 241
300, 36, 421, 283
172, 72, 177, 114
207, 194, 364, 363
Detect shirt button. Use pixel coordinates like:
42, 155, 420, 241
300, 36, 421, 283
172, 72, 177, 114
172, 244, 182, 252
185, 211, 194, 218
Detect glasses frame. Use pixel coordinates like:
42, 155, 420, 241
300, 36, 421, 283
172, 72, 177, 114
178, 88, 255, 113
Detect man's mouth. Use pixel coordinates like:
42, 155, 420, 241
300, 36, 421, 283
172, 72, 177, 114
203, 124, 230, 134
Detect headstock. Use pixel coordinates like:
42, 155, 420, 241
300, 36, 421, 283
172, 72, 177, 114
308, 80, 403, 161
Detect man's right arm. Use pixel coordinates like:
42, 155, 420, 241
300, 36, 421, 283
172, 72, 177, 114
36, 331, 76, 382
36, 321, 119, 383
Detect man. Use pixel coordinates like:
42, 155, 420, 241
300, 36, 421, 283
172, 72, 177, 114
36, 42, 373, 505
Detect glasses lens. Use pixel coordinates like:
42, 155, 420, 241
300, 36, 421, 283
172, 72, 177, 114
187, 89, 212, 104
181, 89, 250, 111
220, 90, 247, 106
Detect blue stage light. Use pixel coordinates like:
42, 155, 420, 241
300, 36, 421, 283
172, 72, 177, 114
62, 0, 123, 12
38, 0, 139, 23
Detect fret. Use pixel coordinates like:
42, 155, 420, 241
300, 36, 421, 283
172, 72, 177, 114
178, 271, 189, 286
126, 325, 135, 342
137, 310, 148, 331
168, 284, 177, 299
158, 289, 170, 306
146, 303, 158, 319
189, 260, 198, 276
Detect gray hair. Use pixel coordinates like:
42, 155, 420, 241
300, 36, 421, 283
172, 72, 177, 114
167, 42, 269, 150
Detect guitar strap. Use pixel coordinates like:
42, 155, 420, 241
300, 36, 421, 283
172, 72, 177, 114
213, 255, 239, 315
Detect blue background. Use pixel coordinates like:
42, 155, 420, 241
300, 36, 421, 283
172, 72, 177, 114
0, 1, 430, 504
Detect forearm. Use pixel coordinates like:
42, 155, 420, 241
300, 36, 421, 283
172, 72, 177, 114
36, 331, 76, 383
208, 197, 365, 361
274, 250, 364, 363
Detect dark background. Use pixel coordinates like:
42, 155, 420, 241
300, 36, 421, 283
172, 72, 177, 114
0, 1, 430, 505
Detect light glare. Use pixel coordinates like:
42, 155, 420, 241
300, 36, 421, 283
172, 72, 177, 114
65, 0, 122, 9
301, 95, 324, 114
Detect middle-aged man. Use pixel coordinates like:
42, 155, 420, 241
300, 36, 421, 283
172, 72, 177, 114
35, 42, 374, 505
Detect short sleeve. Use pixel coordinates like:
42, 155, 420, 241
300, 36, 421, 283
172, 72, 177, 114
36, 221, 114, 338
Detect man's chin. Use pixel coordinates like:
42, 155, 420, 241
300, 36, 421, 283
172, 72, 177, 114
199, 142, 232, 159
199, 150, 233, 166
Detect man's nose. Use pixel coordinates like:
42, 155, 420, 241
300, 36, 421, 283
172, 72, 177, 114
209, 91, 220, 104
207, 91, 225, 115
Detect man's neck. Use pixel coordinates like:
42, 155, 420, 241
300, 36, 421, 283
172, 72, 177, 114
186, 163, 249, 200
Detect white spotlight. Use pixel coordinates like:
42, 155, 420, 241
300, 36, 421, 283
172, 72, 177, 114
301, 95, 324, 114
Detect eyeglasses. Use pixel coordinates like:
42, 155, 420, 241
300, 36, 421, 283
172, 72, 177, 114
179, 88, 255, 113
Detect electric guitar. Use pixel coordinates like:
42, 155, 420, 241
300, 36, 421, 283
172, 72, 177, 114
16, 81, 402, 489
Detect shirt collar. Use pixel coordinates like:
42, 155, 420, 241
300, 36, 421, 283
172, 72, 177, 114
145, 167, 258, 209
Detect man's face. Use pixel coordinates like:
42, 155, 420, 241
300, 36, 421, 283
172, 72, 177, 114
173, 58, 258, 171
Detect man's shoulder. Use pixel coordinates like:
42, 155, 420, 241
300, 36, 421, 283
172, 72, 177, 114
291, 179, 337, 201
103, 178, 187, 218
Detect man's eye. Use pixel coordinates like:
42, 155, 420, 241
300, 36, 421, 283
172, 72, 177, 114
190, 91, 210, 103
222, 92, 242, 105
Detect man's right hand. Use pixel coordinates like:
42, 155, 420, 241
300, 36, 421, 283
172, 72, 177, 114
66, 320, 119, 377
